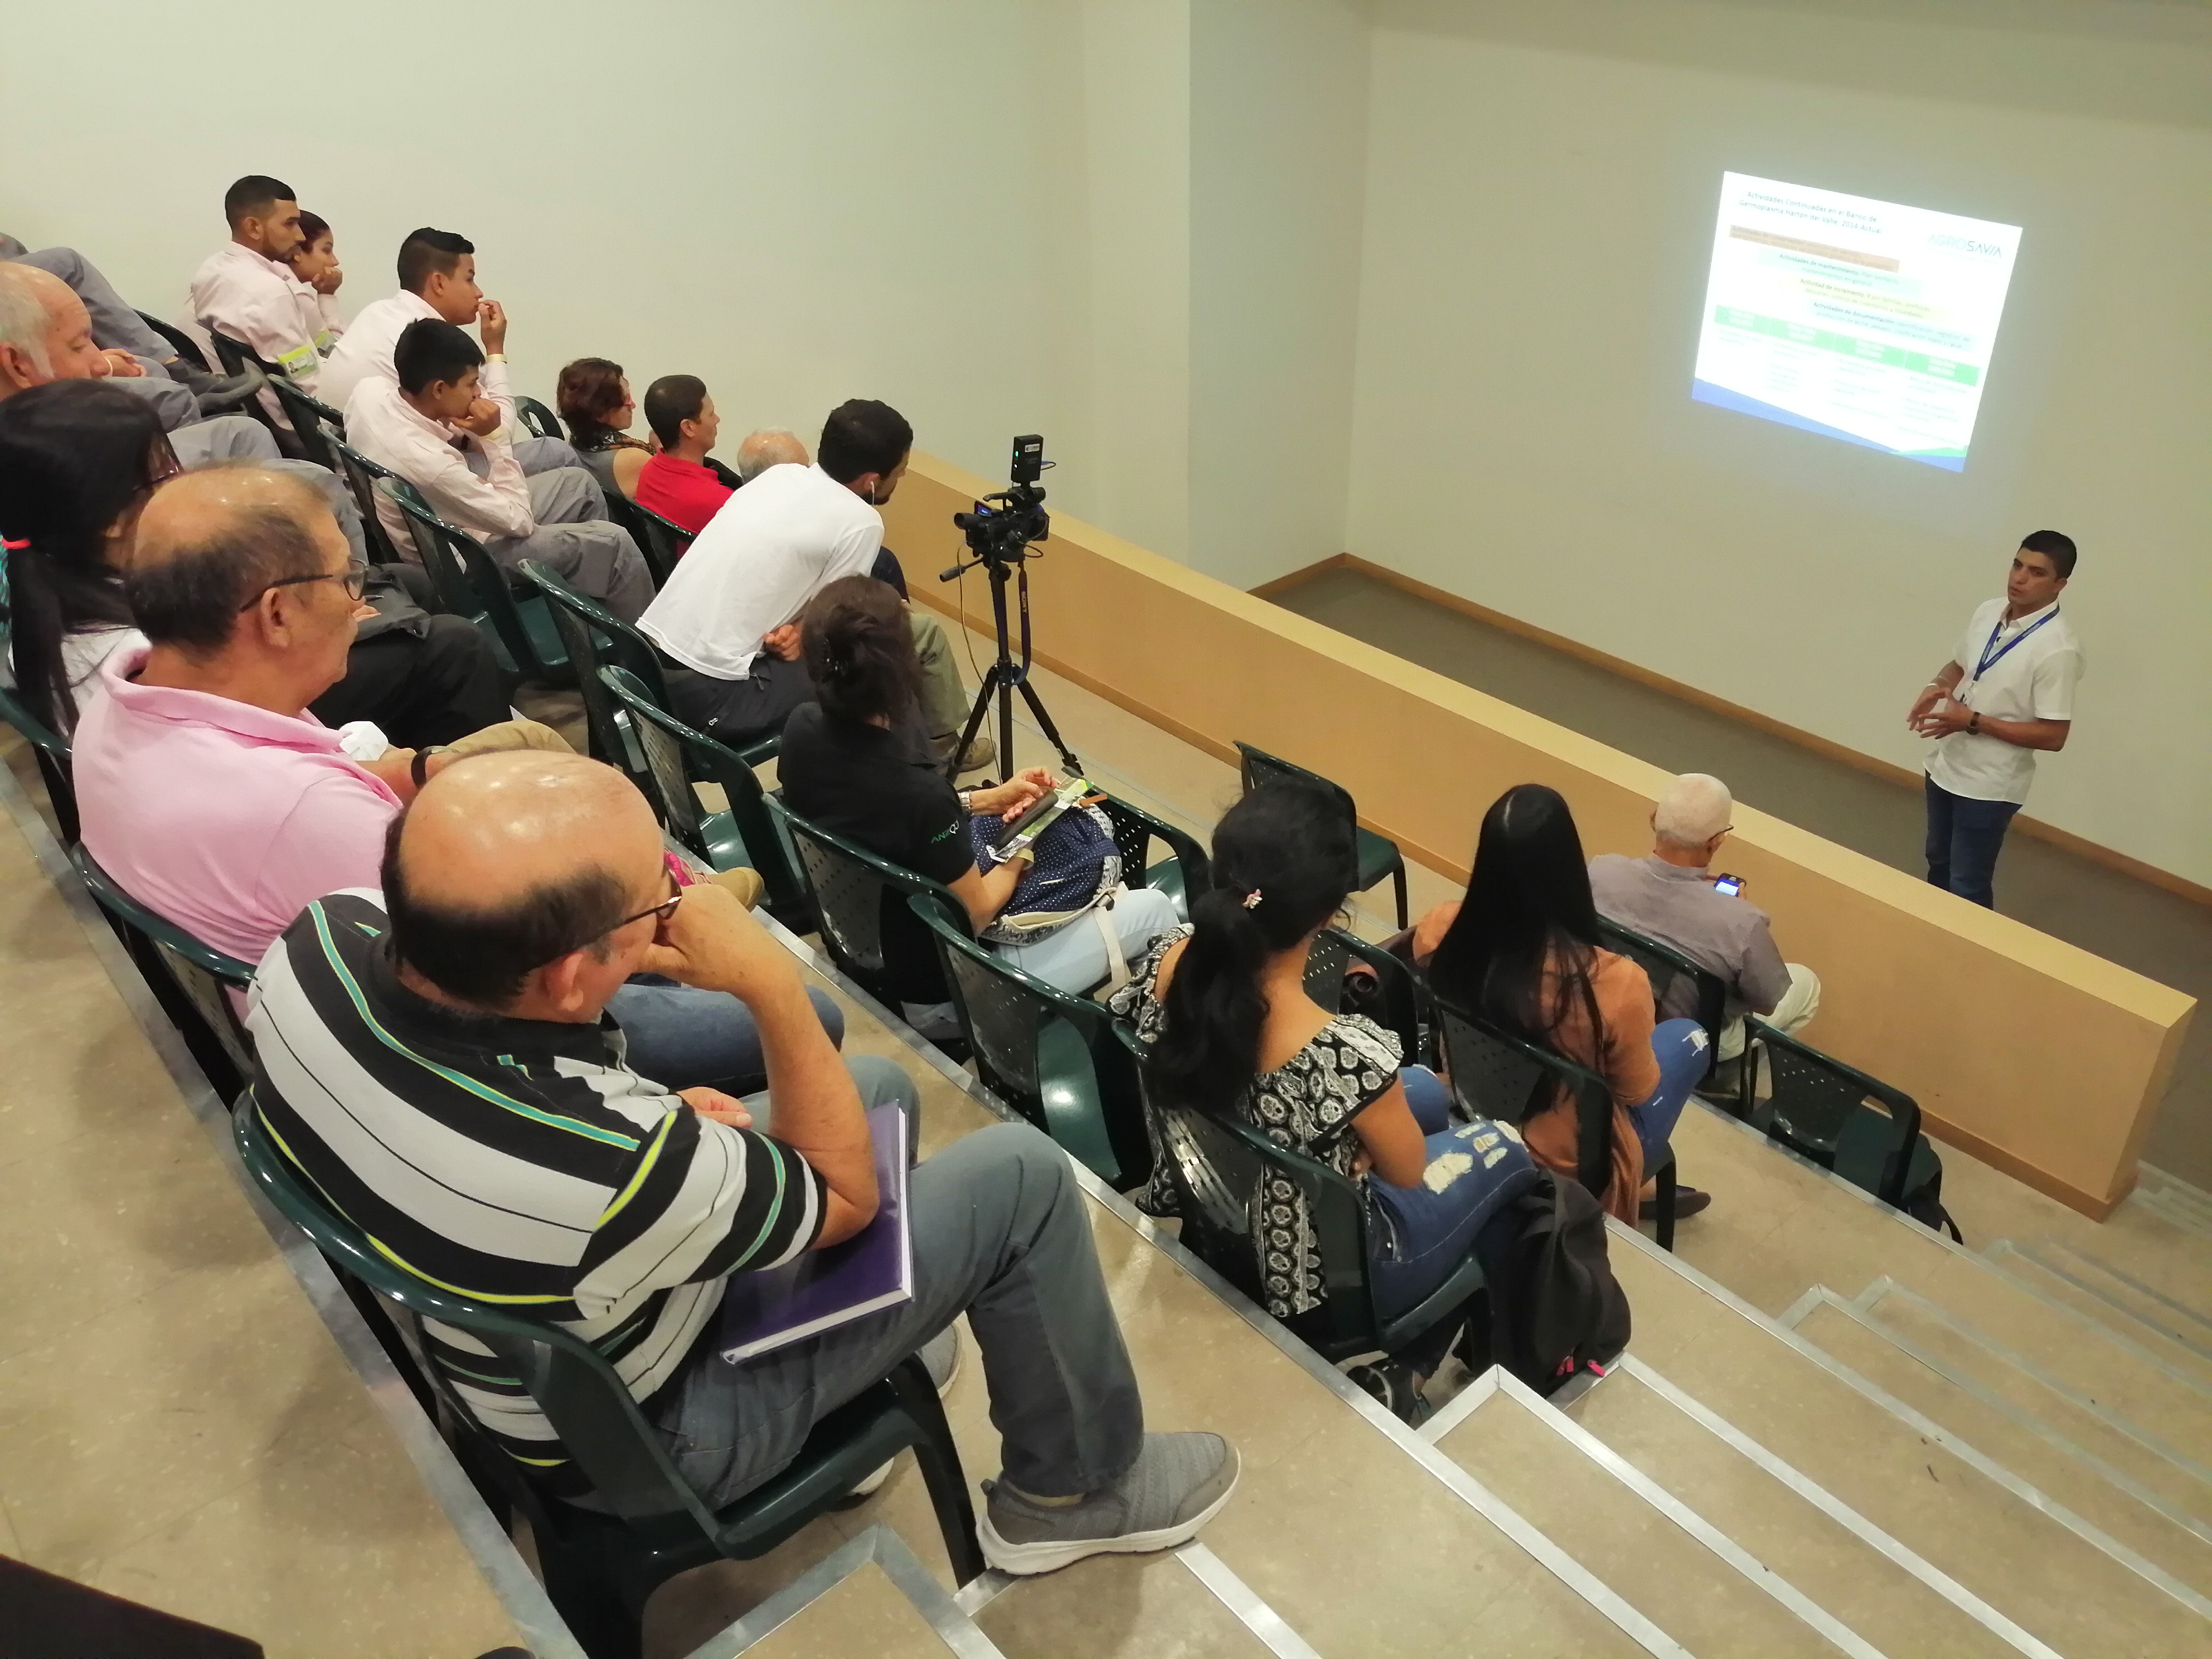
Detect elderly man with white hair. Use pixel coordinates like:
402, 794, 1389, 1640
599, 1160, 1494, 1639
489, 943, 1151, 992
1588, 772, 1821, 1068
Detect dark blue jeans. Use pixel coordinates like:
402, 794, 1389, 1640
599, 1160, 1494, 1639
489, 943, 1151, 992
1923, 775, 2020, 909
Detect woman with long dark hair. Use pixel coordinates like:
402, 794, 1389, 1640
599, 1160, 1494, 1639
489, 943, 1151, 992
776, 575, 1180, 1032
0, 381, 176, 736
1112, 784, 1536, 1420
555, 357, 654, 498
1422, 784, 1710, 1223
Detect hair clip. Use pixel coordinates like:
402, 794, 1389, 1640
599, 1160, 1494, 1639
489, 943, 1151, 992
1241, 889, 1263, 910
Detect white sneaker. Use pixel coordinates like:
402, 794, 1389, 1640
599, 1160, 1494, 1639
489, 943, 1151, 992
978, 1433, 1240, 1576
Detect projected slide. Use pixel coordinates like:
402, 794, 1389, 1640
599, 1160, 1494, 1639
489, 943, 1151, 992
1691, 173, 2020, 471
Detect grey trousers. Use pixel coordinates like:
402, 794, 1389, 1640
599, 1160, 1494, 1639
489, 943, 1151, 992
513, 434, 582, 477
0, 239, 175, 365
167, 415, 368, 564
909, 610, 972, 742
651, 1108, 1146, 1508
483, 465, 653, 621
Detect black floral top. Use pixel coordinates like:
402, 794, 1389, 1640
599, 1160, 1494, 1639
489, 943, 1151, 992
1111, 928, 1403, 1317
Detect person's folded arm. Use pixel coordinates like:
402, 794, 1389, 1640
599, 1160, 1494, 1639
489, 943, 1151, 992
414, 431, 536, 541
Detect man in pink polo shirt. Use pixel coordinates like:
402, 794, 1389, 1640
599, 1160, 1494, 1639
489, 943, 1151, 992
73, 466, 842, 1091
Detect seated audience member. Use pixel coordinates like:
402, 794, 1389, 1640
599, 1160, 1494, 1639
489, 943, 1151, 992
71, 467, 835, 1090
347, 319, 653, 621
321, 227, 575, 476
1110, 784, 1537, 1421
0, 233, 258, 414
187, 176, 324, 396
1418, 784, 1713, 1224
283, 210, 346, 358
0, 264, 373, 563
0, 382, 506, 747
735, 426, 808, 483
638, 400, 976, 757
556, 357, 653, 497
1587, 772, 1820, 1067
777, 576, 1180, 1027
634, 375, 731, 535
246, 749, 1237, 1571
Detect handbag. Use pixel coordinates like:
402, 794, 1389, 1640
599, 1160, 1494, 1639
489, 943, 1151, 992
968, 802, 1122, 946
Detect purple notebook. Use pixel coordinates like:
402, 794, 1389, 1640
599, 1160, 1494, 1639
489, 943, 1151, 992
719, 1103, 913, 1362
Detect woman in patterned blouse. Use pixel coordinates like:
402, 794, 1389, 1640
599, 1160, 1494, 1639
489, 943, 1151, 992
1111, 784, 1535, 1420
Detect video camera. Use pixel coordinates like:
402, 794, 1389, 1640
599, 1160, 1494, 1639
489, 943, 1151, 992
946, 434, 1050, 574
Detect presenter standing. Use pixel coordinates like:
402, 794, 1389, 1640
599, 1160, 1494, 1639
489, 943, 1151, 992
1907, 532, 2083, 908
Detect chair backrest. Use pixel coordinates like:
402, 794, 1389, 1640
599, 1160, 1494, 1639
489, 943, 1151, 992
0, 575, 82, 842
1597, 918, 1726, 1063
1090, 793, 1210, 900
519, 562, 630, 767
634, 505, 693, 587
599, 666, 811, 919
1234, 742, 1362, 888
1304, 927, 1427, 1066
513, 394, 562, 442
268, 379, 345, 472
230, 1093, 725, 1536
909, 892, 1139, 1185
1430, 991, 1617, 1199
1112, 1023, 1379, 1342
205, 331, 307, 456
766, 795, 962, 1002
135, 311, 209, 372
328, 439, 417, 567
394, 497, 569, 685
71, 844, 255, 1086
1748, 1018, 1924, 1206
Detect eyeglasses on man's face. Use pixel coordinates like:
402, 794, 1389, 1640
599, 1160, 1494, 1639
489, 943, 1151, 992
238, 556, 371, 612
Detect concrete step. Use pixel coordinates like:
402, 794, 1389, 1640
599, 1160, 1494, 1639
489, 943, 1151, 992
1437, 1379, 1870, 1657
1563, 1362, 2045, 1659
1789, 1289, 2212, 1595
2138, 1167, 2212, 1228
2005, 1238, 2212, 1359
972, 1551, 1284, 1659
1982, 1241, 2212, 1387
1608, 1224, 2212, 1659
2126, 1189, 2212, 1245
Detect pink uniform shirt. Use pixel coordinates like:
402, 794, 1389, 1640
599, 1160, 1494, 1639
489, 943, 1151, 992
73, 645, 401, 966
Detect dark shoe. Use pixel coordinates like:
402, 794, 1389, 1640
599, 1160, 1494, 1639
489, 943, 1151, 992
979, 1432, 1239, 1575
1642, 1186, 1712, 1221
1346, 1358, 1432, 1427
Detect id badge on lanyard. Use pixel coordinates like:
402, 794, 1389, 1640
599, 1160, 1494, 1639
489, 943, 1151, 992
1964, 608, 2058, 700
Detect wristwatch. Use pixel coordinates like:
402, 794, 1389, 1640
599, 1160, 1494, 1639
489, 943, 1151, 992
958, 789, 973, 815
1968, 712, 1981, 734
411, 745, 448, 788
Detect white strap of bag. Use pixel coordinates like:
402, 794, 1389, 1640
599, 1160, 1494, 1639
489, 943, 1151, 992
1091, 885, 1134, 995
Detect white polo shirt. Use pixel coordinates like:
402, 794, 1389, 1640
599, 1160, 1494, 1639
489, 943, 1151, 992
637, 464, 882, 681
1926, 597, 2083, 805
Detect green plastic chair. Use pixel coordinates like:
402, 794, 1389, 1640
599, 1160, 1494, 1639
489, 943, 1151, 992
0, 677, 79, 843
1596, 918, 1728, 1084
1234, 743, 1408, 929
70, 845, 256, 1100
910, 892, 1150, 1189
766, 795, 968, 1016
1089, 795, 1210, 915
517, 562, 653, 769
1736, 1019, 1947, 1224
631, 503, 693, 588
328, 438, 424, 569
1303, 926, 1429, 1068
205, 329, 310, 460
599, 666, 815, 930
231, 1092, 982, 1659
394, 496, 574, 688
135, 311, 210, 372
1113, 1022, 1487, 1363
268, 380, 346, 472
1429, 989, 1677, 1249
513, 394, 564, 442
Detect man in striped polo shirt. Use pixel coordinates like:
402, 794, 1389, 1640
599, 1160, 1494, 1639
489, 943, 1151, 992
248, 750, 1238, 1575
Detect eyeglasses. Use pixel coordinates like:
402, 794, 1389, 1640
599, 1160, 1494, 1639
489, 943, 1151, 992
613, 878, 685, 933
238, 557, 371, 612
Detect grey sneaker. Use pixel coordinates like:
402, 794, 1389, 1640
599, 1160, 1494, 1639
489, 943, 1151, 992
979, 1432, 1239, 1575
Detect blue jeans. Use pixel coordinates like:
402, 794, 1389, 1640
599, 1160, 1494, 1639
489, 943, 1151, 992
607, 981, 846, 1096
1629, 1018, 1707, 1170
1923, 774, 2020, 909
1365, 1066, 1539, 1332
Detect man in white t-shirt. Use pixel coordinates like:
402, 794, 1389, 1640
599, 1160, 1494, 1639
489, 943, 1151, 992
639, 400, 976, 755
1907, 532, 2084, 908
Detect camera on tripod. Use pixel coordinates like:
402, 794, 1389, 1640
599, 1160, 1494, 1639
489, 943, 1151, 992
949, 434, 1050, 570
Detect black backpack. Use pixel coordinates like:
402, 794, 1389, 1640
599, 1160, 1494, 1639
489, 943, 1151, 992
1463, 1170, 1632, 1395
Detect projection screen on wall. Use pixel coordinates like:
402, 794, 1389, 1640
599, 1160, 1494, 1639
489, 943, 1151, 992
1691, 173, 2021, 472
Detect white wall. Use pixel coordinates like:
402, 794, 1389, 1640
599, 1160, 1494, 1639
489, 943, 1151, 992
1346, 1, 2212, 884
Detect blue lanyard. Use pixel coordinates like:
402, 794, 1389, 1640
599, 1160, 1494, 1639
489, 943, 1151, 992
1973, 606, 2059, 683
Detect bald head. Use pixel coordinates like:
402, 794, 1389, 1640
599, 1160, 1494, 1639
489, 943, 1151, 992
0, 264, 91, 392
126, 467, 343, 654
1652, 773, 1733, 850
736, 428, 808, 483
384, 752, 666, 1010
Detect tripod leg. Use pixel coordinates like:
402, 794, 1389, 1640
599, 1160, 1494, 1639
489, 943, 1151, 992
1015, 675, 1081, 775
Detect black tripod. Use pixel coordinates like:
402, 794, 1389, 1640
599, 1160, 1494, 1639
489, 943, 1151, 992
942, 549, 1080, 781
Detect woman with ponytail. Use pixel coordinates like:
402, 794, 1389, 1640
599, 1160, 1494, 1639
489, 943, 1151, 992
778, 575, 1178, 1032
1112, 784, 1535, 1420
0, 381, 176, 737
1420, 784, 1712, 1225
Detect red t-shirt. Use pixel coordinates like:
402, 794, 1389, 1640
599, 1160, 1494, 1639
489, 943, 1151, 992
635, 453, 735, 537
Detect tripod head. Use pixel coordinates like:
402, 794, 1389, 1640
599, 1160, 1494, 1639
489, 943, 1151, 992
942, 434, 1051, 582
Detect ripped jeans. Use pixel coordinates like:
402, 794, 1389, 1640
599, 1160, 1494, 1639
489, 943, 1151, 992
1364, 1066, 1539, 1365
